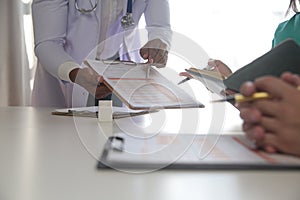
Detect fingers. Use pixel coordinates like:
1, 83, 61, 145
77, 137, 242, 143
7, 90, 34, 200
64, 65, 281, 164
242, 112, 287, 155
242, 122, 278, 154
209, 59, 232, 77
239, 74, 300, 156
259, 116, 280, 132
140, 39, 168, 68
140, 46, 149, 61
206, 59, 217, 70
261, 129, 300, 156
240, 107, 280, 141
236, 82, 257, 110
239, 74, 300, 99
147, 48, 168, 67
240, 107, 265, 141
260, 133, 279, 154
76, 68, 101, 85
98, 76, 105, 83
146, 48, 156, 63
238, 77, 298, 118
240, 105, 279, 153
179, 72, 193, 78
73, 68, 111, 99
280, 72, 300, 87
243, 122, 265, 141
239, 81, 257, 97
240, 107, 262, 123
239, 98, 284, 123
155, 51, 168, 68
263, 145, 277, 154
254, 76, 296, 99
251, 100, 280, 117
95, 84, 112, 99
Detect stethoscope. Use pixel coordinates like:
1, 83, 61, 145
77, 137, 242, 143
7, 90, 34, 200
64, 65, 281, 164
75, 0, 134, 29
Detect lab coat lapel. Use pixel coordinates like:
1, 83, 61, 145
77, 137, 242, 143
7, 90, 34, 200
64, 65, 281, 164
94, 0, 102, 23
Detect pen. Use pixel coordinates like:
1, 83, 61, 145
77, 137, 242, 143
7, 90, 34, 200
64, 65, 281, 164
211, 86, 300, 103
211, 92, 270, 104
179, 60, 216, 85
146, 65, 151, 79
177, 77, 191, 85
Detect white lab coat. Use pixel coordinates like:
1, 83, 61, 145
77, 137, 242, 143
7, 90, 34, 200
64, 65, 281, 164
31, 0, 172, 108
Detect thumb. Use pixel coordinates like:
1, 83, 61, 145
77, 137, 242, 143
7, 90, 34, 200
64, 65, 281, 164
140, 47, 149, 59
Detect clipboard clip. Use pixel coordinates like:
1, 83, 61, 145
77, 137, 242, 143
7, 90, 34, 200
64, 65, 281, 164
109, 136, 124, 152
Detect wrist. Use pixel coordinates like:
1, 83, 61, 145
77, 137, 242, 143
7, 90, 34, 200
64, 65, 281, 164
58, 61, 81, 82
69, 68, 79, 83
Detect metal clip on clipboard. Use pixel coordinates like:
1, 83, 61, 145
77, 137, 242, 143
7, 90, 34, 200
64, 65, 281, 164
110, 136, 124, 151
98, 136, 125, 169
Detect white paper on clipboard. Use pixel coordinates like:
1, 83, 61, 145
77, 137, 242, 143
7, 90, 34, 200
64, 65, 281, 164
85, 59, 204, 110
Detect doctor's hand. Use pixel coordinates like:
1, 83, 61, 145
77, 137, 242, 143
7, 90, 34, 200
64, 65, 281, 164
238, 73, 300, 157
140, 39, 168, 68
69, 68, 112, 99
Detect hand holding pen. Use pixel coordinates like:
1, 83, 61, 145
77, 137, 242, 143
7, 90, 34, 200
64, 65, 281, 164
212, 82, 300, 104
211, 90, 272, 104
177, 72, 192, 84
140, 39, 169, 79
146, 63, 151, 79
140, 39, 169, 69
177, 59, 232, 85
237, 73, 300, 157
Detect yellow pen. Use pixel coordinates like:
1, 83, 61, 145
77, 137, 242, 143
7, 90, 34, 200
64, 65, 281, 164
211, 92, 270, 103
211, 86, 300, 104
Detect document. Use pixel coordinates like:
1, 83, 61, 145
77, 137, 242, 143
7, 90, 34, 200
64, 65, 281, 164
185, 68, 226, 95
186, 39, 300, 95
98, 133, 300, 170
85, 60, 204, 110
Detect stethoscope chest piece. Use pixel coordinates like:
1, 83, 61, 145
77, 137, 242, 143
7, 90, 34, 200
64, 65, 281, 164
121, 0, 134, 29
121, 13, 135, 29
75, 0, 135, 29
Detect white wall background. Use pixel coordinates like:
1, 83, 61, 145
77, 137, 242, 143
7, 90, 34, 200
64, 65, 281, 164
168, 0, 293, 71
170, 0, 289, 70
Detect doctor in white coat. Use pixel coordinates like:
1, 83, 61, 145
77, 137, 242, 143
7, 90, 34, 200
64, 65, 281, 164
31, 0, 172, 107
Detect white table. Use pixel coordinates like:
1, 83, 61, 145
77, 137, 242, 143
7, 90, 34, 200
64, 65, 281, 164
0, 106, 299, 200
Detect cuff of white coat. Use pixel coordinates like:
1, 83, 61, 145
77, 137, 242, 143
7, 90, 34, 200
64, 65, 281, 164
148, 29, 173, 50
58, 61, 80, 82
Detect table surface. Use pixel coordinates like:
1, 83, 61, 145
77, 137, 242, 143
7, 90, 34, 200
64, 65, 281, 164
0, 106, 299, 200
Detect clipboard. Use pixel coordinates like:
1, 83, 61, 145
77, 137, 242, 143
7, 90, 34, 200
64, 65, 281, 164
186, 39, 300, 95
51, 106, 158, 119
85, 60, 204, 110
97, 133, 300, 170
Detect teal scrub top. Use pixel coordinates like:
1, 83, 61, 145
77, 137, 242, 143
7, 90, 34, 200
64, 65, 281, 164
273, 13, 300, 47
